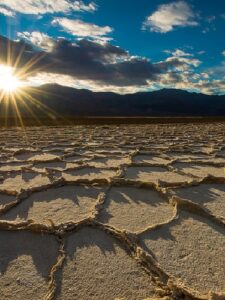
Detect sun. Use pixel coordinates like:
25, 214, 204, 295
0, 65, 22, 94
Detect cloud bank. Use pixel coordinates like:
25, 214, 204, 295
0, 35, 224, 95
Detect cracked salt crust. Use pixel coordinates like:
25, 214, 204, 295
125, 166, 193, 186
173, 163, 225, 178
140, 211, 225, 296
169, 184, 225, 220
98, 186, 174, 232
0, 231, 59, 300
0, 123, 225, 300
2, 186, 104, 225
62, 167, 118, 181
0, 172, 51, 193
133, 155, 171, 165
56, 227, 156, 300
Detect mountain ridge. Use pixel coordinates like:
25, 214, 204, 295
1, 85, 225, 117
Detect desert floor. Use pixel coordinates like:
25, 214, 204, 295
0, 123, 225, 300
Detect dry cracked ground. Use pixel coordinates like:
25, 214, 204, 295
0, 123, 225, 300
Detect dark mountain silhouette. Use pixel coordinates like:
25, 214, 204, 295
1, 84, 225, 118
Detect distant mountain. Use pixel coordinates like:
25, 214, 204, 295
1, 84, 225, 118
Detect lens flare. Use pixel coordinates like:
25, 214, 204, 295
0, 40, 64, 128
0, 65, 22, 93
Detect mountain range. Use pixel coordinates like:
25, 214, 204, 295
1, 84, 225, 118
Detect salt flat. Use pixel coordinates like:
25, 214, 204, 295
0, 123, 225, 299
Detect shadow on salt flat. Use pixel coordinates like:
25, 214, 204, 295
56, 227, 156, 300
1, 186, 104, 225
170, 184, 225, 219
140, 210, 225, 296
98, 186, 174, 232
0, 231, 59, 300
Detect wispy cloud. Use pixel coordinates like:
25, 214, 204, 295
164, 49, 193, 57
0, 0, 97, 15
202, 15, 216, 34
206, 16, 216, 24
143, 1, 198, 33
52, 18, 113, 42
0, 7, 14, 16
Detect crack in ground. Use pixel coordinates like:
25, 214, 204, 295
0, 124, 225, 299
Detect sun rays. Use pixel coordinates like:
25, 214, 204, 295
0, 65, 22, 93
0, 41, 65, 127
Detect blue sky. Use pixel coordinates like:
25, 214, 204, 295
0, 0, 224, 94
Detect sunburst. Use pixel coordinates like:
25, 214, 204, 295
0, 65, 22, 93
0, 40, 65, 127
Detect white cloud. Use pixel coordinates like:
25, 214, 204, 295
222, 51, 225, 57
52, 18, 113, 41
160, 50, 201, 72
201, 73, 209, 79
194, 78, 225, 95
172, 49, 193, 57
0, 7, 14, 16
164, 49, 193, 57
18, 31, 55, 51
198, 51, 206, 55
0, 0, 97, 15
155, 51, 214, 94
158, 71, 225, 95
166, 56, 201, 68
143, 1, 198, 33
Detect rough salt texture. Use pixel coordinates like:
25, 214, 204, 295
173, 163, 225, 178
125, 166, 192, 185
0, 162, 31, 172
169, 184, 225, 219
98, 186, 174, 232
15, 153, 59, 162
0, 231, 59, 300
140, 211, 225, 296
62, 167, 118, 181
0, 172, 51, 193
0, 123, 225, 299
56, 228, 156, 300
133, 154, 171, 165
32, 161, 78, 172
1, 186, 104, 225
87, 156, 130, 168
